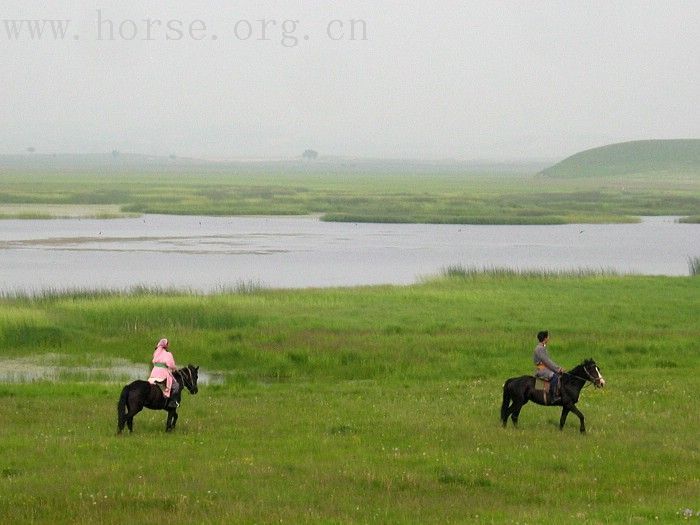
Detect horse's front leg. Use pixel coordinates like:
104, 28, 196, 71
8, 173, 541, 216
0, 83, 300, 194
165, 409, 179, 432
559, 406, 570, 430
570, 404, 586, 433
561, 403, 585, 433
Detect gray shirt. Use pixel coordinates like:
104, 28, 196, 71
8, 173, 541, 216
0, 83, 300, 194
533, 343, 560, 379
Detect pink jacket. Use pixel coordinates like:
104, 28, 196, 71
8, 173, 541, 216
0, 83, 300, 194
148, 339, 177, 397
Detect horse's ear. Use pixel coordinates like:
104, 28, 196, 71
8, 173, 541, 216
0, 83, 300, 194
195, 366, 199, 371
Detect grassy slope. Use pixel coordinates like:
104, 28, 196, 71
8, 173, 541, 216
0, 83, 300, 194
1, 276, 699, 523
540, 139, 700, 178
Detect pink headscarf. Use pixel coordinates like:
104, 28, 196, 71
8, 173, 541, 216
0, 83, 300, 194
155, 338, 169, 351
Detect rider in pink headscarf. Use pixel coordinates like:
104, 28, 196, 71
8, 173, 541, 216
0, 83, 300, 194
148, 338, 179, 401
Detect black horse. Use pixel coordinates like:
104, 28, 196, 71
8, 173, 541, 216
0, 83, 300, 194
117, 364, 199, 434
501, 359, 605, 433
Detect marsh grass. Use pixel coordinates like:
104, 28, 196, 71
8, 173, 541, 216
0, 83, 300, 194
0, 281, 268, 301
0, 204, 135, 219
0, 276, 698, 522
1, 169, 698, 224
688, 256, 700, 276
440, 264, 620, 279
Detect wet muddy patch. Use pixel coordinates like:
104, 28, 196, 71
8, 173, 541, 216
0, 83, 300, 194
0, 353, 224, 384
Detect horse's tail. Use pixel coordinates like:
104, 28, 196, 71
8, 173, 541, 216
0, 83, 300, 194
117, 385, 129, 433
501, 379, 513, 423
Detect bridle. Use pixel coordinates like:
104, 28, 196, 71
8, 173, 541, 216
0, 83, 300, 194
563, 363, 603, 387
177, 366, 196, 392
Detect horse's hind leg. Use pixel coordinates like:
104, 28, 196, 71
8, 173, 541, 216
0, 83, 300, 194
510, 401, 526, 428
501, 399, 512, 427
126, 405, 142, 433
127, 414, 135, 432
501, 387, 512, 427
502, 399, 525, 428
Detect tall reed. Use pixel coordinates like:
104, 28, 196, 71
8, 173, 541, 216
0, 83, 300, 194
439, 264, 619, 279
688, 256, 700, 276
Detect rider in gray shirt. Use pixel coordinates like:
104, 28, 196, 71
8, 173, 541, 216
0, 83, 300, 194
533, 331, 564, 399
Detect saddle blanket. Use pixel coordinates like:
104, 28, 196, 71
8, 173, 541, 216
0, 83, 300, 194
148, 377, 166, 393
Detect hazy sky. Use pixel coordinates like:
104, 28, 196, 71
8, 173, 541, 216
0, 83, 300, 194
2, 1, 698, 160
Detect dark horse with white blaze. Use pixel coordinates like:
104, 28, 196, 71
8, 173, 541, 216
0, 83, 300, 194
117, 364, 199, 433
501, 359, 605, 433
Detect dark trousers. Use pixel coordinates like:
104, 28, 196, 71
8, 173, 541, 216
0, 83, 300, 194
549, 374, 559, 398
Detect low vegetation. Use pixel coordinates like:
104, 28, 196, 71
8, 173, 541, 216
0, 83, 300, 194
0, 274, 698, 522
1, 157, 699, 224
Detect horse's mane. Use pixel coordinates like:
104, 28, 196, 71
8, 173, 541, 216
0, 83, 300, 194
565, 359, 597, 382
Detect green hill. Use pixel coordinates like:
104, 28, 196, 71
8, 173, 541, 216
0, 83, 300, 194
540, 139, 700, 177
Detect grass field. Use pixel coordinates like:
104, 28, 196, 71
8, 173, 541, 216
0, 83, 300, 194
1, 162, 699, 224
1, 274, 698, 523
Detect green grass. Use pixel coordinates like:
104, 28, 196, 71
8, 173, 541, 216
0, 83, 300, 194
0, 275, 699, 523
1, 164, 698, 224
540, 139, 700, 178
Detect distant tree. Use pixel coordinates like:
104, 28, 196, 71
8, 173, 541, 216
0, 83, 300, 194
302, 149, 318, 160
26, 146, 36, 153
169, 154, 177, 160
112, 149, 120, 158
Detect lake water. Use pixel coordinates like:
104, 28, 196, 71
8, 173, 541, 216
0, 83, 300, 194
0, 215, 698, 293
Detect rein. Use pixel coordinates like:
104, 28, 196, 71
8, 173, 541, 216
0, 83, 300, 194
563, 366, 598, 387
177, 366, 194, 391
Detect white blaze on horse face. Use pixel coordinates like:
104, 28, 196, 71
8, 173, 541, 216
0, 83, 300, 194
595, 366, 606, 387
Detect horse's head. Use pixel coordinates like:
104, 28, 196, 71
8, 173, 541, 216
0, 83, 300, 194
178, 364, 200, 395
582, 359, 605, 388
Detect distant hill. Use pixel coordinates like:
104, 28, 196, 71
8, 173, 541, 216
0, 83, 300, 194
539, 139, 700, 177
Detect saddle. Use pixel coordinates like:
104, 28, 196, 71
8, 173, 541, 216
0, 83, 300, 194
534, 377, 560, 404
148, 377, 167, 394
